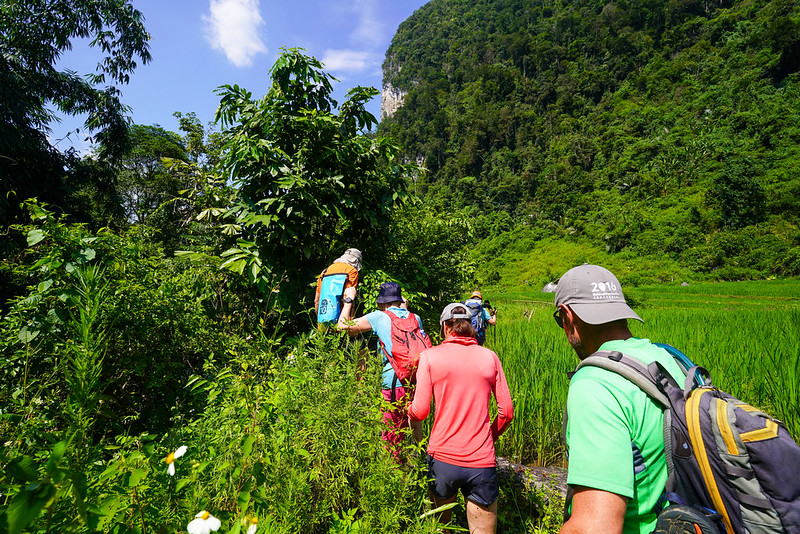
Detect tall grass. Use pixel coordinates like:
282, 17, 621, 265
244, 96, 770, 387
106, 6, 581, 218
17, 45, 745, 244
488, 301, 572, 467
486, 281, 800, 465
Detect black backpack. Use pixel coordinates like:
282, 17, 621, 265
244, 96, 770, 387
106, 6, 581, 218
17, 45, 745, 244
576, 346, 800, 533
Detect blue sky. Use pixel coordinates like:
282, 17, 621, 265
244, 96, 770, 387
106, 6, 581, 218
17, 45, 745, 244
52, 0, 429, 153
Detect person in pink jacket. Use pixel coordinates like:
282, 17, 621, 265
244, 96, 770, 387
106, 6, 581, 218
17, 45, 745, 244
408, 302, 514, 534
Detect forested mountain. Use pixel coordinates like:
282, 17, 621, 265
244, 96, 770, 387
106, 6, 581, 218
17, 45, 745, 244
378, 0, 800, 283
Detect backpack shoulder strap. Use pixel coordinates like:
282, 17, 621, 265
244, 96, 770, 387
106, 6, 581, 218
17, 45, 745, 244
576, 351, 669, 408
383, 309, 420, 332
564, 352, 673, 521
576, 350, 679, 488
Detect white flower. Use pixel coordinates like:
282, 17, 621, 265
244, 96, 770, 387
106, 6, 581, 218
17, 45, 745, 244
165, 445, 187, 476
246, 516, 258, 534
187, 510, 221, 534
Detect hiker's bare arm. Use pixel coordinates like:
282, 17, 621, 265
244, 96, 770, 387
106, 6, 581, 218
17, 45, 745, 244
337, 314, 372, 335
337, 287, 372, 335
343, 286, 357, 300
487, 314, 496, 326
314, 274, 324, 309
560, 486, 626, 534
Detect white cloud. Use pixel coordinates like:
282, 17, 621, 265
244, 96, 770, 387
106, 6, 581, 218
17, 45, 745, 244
203, 0, 267, 67
320, 0, 390, 77
350, 0, 384, 48
320, 49, 376, 73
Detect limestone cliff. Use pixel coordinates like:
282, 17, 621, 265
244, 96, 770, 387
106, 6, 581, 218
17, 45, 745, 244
380, 81, 406, 121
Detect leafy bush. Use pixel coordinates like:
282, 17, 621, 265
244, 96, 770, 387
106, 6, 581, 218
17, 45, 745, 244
206, 48, 417, 317
0, 320, 444, 533
0, 202, 244, 441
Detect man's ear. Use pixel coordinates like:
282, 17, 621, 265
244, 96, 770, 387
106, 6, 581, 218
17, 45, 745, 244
562, 305, 578, 329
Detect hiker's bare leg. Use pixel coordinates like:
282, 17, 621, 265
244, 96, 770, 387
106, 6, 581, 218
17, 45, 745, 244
431, 493, 457, 527
466, 499, 497, 534
357, 346, 369, 376
411, 420, 423, 442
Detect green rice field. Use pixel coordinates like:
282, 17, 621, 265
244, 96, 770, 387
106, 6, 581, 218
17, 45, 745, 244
484, 279, 800, 466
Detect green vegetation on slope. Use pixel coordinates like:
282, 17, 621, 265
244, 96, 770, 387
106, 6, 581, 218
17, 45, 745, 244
380, 0, 800, 283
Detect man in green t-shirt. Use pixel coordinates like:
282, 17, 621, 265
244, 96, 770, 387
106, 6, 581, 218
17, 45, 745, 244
554, 264, 684, 534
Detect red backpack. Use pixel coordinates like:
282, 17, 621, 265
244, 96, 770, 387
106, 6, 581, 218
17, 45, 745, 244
379, 310, 432, 385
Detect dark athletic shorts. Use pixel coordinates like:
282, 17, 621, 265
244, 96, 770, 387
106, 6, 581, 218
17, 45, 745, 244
426, 455, 499, 506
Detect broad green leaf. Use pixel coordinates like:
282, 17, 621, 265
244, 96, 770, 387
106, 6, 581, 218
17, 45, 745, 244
22, 293, 42, 306
236, 489, 251, 510
221, 224, 242, 235
37, 279, 53, 292
221, 247, 243, 258
49, 307, 67, 325
4, 456, 38, 484
92, 495, 124, 516
44, 441, 68, 475
18, 326, 39, 343
241, 434, 256, 457
31, 257, 49, 269
7, 482, 55, 534
26, 229, 45, 246
128, 469, 147, 487
75, 248, 96, 263
249, 263, 260, 281
220, 258, 247, 275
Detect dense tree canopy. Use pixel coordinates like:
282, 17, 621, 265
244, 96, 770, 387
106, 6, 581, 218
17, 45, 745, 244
0, 0, 151, 228
379, 0, 800, 282
117, 125, 187, 225
208, 49, 417, 309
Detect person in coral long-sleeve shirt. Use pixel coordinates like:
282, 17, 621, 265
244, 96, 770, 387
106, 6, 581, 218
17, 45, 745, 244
408, 302, 514, 534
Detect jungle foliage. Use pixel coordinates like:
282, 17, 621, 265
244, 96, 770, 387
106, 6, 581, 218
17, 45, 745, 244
0, 37, 490, 530
5, 0, 800, 531
0, 0, 151, 230
379, 0, 800, 285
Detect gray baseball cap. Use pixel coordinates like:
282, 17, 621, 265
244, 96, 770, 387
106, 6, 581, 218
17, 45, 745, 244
554, 264, 643, 325
439, 302, 472, 326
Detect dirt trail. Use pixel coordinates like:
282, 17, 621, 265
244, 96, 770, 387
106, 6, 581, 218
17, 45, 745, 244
497, 456, 568, 499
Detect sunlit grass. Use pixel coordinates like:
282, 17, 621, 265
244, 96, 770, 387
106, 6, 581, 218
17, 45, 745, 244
486, 279, 800, 466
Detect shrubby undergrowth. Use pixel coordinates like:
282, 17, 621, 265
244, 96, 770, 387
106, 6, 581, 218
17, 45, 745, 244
1, 201, 559, 532
0, 42, 565, 532
0, 207, 429, 532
